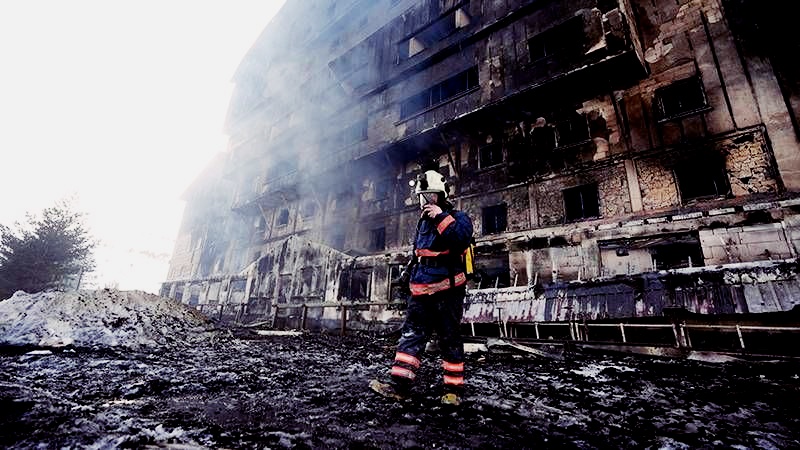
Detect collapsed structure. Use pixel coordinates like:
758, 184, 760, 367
162, 0, 800, 337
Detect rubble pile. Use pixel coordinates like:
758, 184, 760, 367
0, 289, 211, 349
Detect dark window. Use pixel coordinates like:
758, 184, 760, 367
563, 183, 600, 221
554, 112, 590, 147
652, 243, 704, 270
400, 66, 478, 118
674, 161, 729, 202
388, 264, 406, 300
370, 227, 386, 251
482, 204, 507, 235
375, 179, 392, 200
277, 208, 290, 226
474, 251, 511, 289
338, 268, 371, 300
531, 124, 557, 153
528, 17, 585, 61
479, 143, 503, 168
655, 77, 708, 121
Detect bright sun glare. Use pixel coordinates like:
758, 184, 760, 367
0, 0, 287, 293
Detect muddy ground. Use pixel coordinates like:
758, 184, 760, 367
1, 330, 799, 449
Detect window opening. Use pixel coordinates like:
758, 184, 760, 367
674, 159, 729, 202
554, 112, 590, 147
474, 250, 511, 289
563, 183, 600, 221
277, 208, 290, 226
375, 179, 392, 200
528, 17, 585, 62
655, 77, 708, 121
652, 243, 704, 270
479, 143, 503, 168
400, 66, 478, 118
337, 268, 371, 300
230, 279, 247, 292
531, 119, 557, 154
370, 227, 386, 251
482, 204, 507, 235
388, 264, 406, 300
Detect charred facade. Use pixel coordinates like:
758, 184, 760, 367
163, 0, 800, 330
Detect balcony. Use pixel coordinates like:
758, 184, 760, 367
260, 171, 301, 205
513, 6, 647, 96
390, 2, 646, 152
232, 170, 303, 213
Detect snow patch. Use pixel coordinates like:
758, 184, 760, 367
0, 289, 211, 349
571, 363, 637, 380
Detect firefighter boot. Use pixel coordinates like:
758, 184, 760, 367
369, 379, 410, 401
440, 392, 461, 406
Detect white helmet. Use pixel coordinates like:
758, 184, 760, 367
412, 170, 449, 198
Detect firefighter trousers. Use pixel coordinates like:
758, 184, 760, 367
391, 285, 466, 392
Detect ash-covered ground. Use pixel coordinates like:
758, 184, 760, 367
1, 291, 799, 449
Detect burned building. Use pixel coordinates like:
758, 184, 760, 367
162, 0, 800, 333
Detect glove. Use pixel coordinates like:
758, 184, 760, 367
398, 270, 410, 285
393, 270, 411, 296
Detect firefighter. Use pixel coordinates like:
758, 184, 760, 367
370, 169, 474, 406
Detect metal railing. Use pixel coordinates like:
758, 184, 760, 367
484, 319, 800, 350
196, 301, 800, 351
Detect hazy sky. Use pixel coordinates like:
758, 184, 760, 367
0, 1, 287, 293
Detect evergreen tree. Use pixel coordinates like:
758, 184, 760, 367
0, 200, 96, 299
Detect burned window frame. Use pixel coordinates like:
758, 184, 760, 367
651, 242, 705, 270
479, 143, 503, 169
528, 16, 585, 62
276, 208, 290, 227
554, 112, 591, 148
473, 248, 511, 289
599, 233, 704, 272
337, 267, 372, 301
388, 263, 407, 301
370, 226, 386, 251
654, 76, 709, 122
482, 203, 508, 235
563, 183, 600, 222
400, 66, 479, 119
673, 157, 730, 203
397, 4, 471, 61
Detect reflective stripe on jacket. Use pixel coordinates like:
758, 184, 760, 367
409, 209, 473, 296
